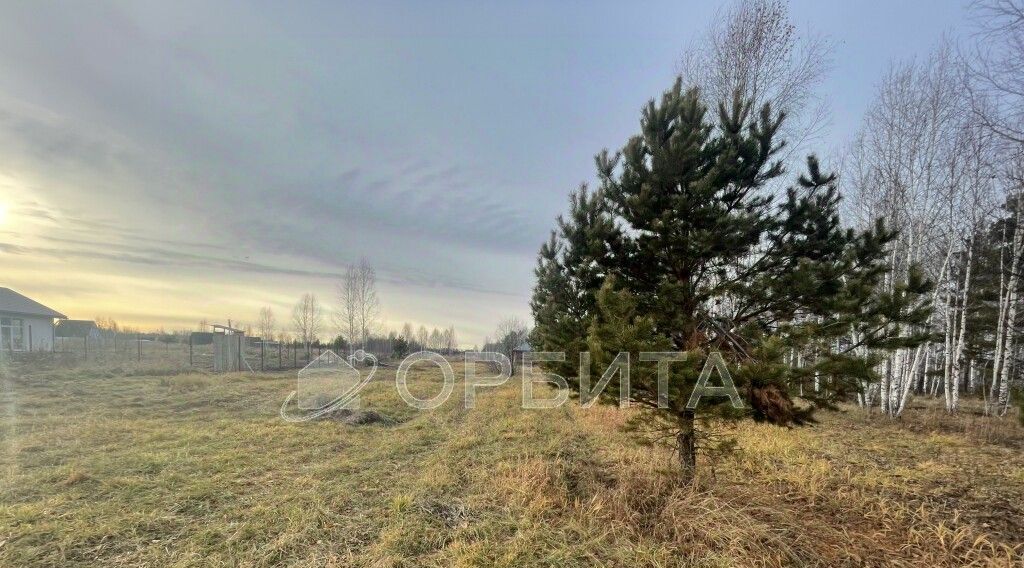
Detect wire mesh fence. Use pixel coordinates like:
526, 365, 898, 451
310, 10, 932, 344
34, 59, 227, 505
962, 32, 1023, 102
41, 335, 340, 373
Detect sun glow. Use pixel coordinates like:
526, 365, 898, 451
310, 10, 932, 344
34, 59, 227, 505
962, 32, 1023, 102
0, 202, 7, 225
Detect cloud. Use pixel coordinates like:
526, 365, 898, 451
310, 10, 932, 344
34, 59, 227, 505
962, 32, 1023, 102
0, 225, 524, 298
0, 242, 30, 254
0, 1, 594, 339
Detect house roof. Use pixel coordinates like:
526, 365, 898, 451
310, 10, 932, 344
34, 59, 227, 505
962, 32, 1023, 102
0, 288, 66, 319
55, 319, 98, 338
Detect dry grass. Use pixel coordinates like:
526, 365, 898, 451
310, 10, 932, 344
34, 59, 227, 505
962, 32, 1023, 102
0, 362, 1021, 566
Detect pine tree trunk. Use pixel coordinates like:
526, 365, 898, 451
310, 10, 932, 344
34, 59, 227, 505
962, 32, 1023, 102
677, 410, 697, 484
855, 329, 868, 407
796, 351, 804, 397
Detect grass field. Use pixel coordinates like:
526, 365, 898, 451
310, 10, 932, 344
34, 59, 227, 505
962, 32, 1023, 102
1, 361, 1022, 567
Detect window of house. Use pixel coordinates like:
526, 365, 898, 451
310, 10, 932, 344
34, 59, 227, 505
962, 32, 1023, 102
1, 317, 24, 351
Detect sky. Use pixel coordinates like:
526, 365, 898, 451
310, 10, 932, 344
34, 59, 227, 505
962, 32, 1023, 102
0, 0, 972, 346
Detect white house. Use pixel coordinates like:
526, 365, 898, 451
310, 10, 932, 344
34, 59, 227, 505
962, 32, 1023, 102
0, 287, 66, 353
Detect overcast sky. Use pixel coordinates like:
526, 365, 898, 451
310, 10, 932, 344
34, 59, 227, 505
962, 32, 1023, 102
0, 0, 971, 345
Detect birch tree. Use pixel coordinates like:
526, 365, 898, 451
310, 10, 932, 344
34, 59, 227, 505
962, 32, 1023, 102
335, 267, 359, 355
945, 121, 999, 411
494, 317, 529, 374
678, 0, 832, 157
257, 306, 276, 344
967, 0, 1024, 145
416, 325, 429, 351
354, 258, 381, 349
335, 257, 381, 353
444, 325, 458, 354
846, 40, 972, 417
992, 159, 1024, 415
292, 293, 322, 358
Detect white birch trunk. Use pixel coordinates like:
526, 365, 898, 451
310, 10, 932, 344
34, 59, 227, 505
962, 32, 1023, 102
943, 287, 955, 410
997, 194, 1024, 415
881, 358, 892, 416
924, 344, 934, 395
991, 223, 1009, 407
894, 239, 955, 417
998, 309, 1017, 416
948, 240, 973, 412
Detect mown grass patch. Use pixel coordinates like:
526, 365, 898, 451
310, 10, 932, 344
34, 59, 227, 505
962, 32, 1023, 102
0, 362, 1021, 566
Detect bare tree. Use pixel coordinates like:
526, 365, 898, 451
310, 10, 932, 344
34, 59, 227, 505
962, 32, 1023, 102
335, 265, 360, 355
354, 258, 381, 350
846, 39, 973, 417
967, 0, 1024, 145
426, 328, 439, 351
494, 317, 529, 374
257, 307, 276, 342
678, 0, 832, 156
292, 293, 322, 357
416, 325, 429, 350
992, 156, 1024, 415
444, 325, 458, 354
944, 119, 1000, 412
965, 3, 1024, 414
335, 257, 381, 354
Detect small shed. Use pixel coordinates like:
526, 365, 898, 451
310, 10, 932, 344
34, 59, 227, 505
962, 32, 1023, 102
189, 331, 214, 346
512, 340, 531, 372
211, 324, 246, 372
55, 320, 103, 353
55, 320, 102, 341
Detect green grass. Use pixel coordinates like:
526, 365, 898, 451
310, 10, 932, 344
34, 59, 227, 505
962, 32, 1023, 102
1, 363, 1022, 566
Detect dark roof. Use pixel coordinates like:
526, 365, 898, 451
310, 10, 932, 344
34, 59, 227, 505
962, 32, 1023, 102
0, 287, 66, 319
55, 319, 98, 338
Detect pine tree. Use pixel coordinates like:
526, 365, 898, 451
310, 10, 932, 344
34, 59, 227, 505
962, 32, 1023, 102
531, 184, 617, 381
532, 79, 932, 483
